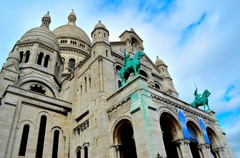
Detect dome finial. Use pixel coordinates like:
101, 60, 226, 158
68, 9, 76, 25
41, 11, 51, 29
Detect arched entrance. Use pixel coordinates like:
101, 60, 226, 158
187, 121, 203, 158
160, 113, 182, 158
113, 120, 137, 158
206, 127, 220, 158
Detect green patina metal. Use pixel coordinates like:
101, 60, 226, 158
191, 88, 211, 111
130, 84, 158, 157
119, 48, 144, 86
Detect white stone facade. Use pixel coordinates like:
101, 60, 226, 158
0, 11, 233, 158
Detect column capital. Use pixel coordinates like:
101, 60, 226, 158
198, 143, 210, 149
212, 146, 224, 152
173, 139, 190, 145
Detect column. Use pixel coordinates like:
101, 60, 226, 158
198, 144, 211, 158
173, 139, 193, 158
98, 58, 103, 91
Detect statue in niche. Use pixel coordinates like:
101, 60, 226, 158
191, 87, 211, 111
119, 48, 144, 86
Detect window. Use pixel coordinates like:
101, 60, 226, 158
37, 52, 44, 65
76, 148, 81, 158
52, 130, 60, 158
30, 84, 46, 94
118, 80, 121, 88
25, 51, 30, 63
106, 50, 108, 57
155, 83, 160, 90
84, 146, 88, 158
43, 55, 50, 67
19, 51, 24, 63
19, 125, 30, 156
85, 77, 87, 93
69, 58, 76, 71
89, 78, 91, 89
36, 116, 47, 158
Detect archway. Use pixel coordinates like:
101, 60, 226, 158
187, 121, 202, 158
206, 127, 220, 158
160, 112, 181, 158
113, 120, 137, 158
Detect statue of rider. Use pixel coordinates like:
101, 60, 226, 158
123, 48, 131, 69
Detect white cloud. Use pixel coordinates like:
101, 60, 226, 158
0, 0, 239, 156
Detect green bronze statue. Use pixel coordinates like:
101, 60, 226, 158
191, 87, 211, 111
119, 48, 144, 86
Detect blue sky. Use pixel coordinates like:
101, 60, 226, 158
0, 0, 240, 157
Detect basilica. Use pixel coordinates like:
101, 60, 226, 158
0, 11, 233, 158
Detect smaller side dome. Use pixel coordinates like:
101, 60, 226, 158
94, 20, 106, 29
155, 56, 165, 66
19, 12, 59, 51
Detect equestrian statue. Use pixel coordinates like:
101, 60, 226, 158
191, 87, 211, 111
119, 48, 144, 86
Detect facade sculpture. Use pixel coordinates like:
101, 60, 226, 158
191, 88, 211, 111
119, 48, 144, 86
0, 11, 233, 158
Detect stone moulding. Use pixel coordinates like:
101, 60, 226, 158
151, 93, 215, 123
73, 119, 89, 135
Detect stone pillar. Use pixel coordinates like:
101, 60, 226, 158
212, 147, 227, 158
98, 58, 103, 91
198, 144, 211, 158
173, 139, 193, 158
130, 80, 167, 158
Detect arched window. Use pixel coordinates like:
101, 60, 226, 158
85, 77, 87, 93
69, 58, 76, 72
140, 70, 148, 78
155, 83, 160, 90
37, 52, 44, 65
106, 50, 108, 57
89, 77, 91, 89
118, 80, 121, 88
25, 51, 30, 63
36, 115, 47, 158
84, 146, 88, 158
19, 51, 24, 63
19, 125, 30, 156
52, 130, 60, 158
44, 55, 50, 67
30, 84, 46, 94
76, 147, 81, 158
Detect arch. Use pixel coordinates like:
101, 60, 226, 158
25, 51, 30, 63
206, 127, 221, 156
36, 115, 47, 158
18, 124, 30, 156
44, 54, 50, 67
69, 58, 76, 71
139, 70, 148, 79
76, 146, 81, 158
84, 146, 88, 158
154, 81, 161, 90
85, 76, 87, 93
113, 119, 137, 158
19, 51, 24, 63
160, 112, 182, 158
186, 120, 205, 158
37, 52, 44, 65
52, 130, 60, 158
17, 77, 59, 97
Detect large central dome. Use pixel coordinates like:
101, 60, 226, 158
53, 10, 91, 46
53, 25, 91, 45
